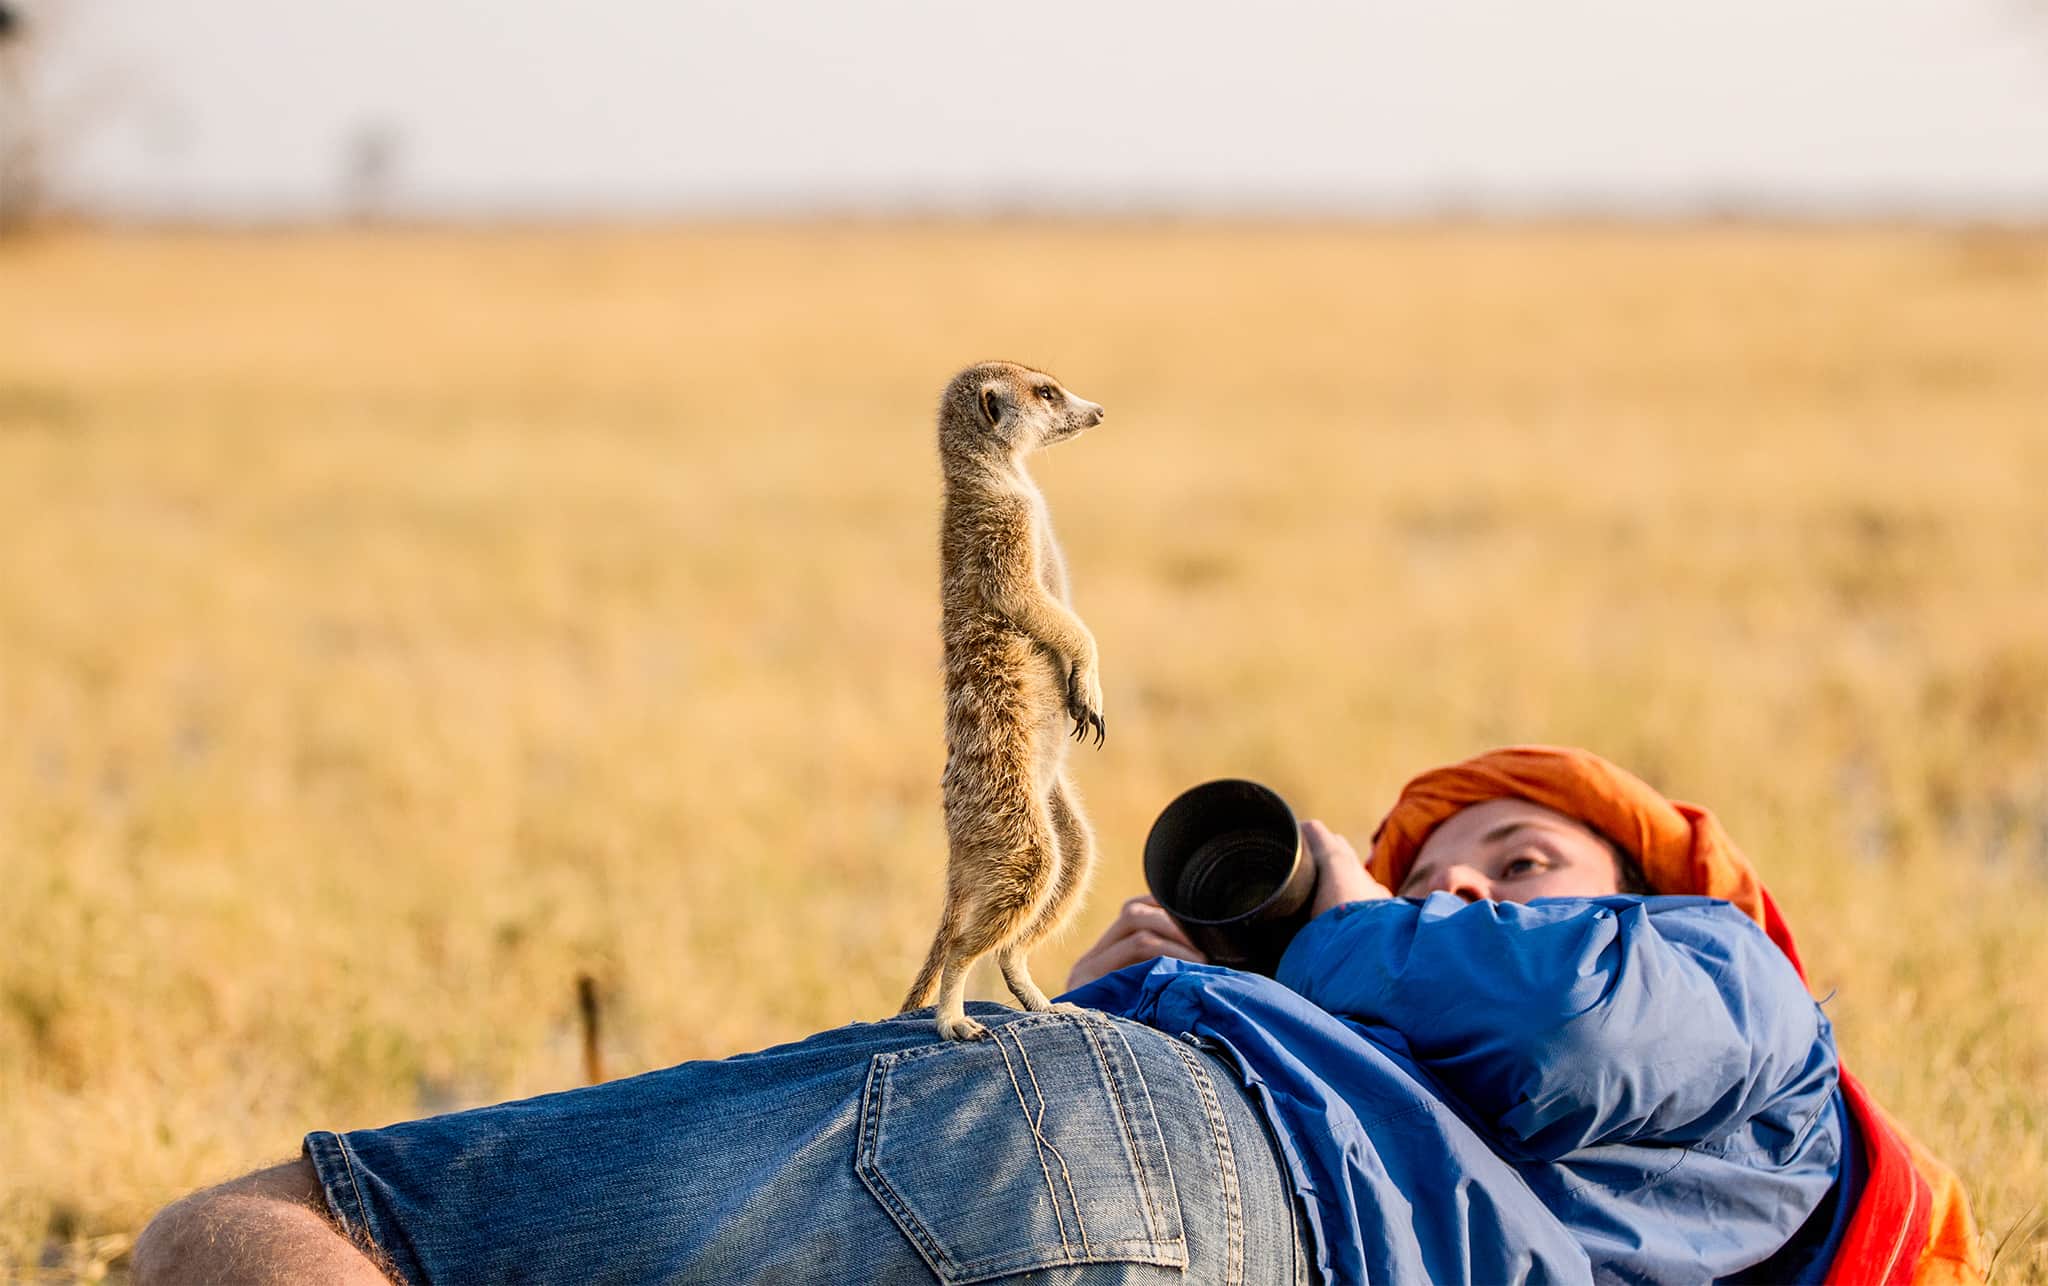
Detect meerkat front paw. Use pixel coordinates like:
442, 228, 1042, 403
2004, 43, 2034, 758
1066, 661, 1106, 747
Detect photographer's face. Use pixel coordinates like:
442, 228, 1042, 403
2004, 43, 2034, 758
1398, 799, 1623, 903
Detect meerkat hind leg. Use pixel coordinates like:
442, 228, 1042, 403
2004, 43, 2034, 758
1040, 775, 1099, 1014
997, 946, 1055, 1012
999, 774, 1095, 1015
932, 954, 989, 1042
1023, 775, 1093, 947
932, 806, 1059, 1039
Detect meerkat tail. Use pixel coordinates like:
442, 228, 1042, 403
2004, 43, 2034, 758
900, 925, 949, 1013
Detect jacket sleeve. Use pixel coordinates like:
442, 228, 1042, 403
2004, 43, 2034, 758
1273, 894, 1838, 1161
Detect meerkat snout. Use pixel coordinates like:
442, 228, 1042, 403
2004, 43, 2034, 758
959, 367, 1106, 458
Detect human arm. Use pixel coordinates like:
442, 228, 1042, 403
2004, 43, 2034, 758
1275, 893, 1837, 1160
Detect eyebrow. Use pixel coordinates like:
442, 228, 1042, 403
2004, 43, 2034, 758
1400, 821, 1553, 890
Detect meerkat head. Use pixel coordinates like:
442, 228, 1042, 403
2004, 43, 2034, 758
939, 361, 1105, 464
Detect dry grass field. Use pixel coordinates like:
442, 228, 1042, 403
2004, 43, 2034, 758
2, 223, 2046, 1281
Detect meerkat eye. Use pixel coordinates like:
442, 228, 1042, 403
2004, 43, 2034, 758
1035, 386, 1058, 402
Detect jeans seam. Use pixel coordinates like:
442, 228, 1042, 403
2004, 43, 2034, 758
1079, 1016, 1169, 1248
1098, 1019, 1185, 1253
1170, 1039, 1244, 1286
856, 1052, 957, 1279
993, 1024, 1083, 1257
857, 1015, 1190, 1283
1012, 1026, 1093, 1255
332, 1136, 373, 1245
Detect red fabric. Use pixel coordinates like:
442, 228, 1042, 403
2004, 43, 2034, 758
1367, 746, 1981, 1286
1830, 1071, 1934, 1286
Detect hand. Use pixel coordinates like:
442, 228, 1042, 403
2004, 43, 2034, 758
1302, 819, 1393, 919
1064, 895, 1205, 991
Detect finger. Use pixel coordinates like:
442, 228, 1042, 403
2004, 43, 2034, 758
1113, 895, 1180, 929
1073, 939, 1150, 979
1301, 818, 1363, 872
1126, 931, 1205, 964
1092, 931, 1206, 975
1301, 818, 1392, 914
1114, 900, 1200, 949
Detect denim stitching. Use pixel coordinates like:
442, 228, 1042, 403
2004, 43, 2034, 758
1003, 1023, 1091, 1255
1170, 1039, 1244, 1286
856, 1015, 1186, 1282
332, 1136, 372, 1243
1106, 1022, 1187, 1260
991, 1026, 1075, 1257
855, 1053, 956, 1278
1081, 1015, 1163, 1245
887, 1011, 1068, 1063
1079, 1018, 1154, 1240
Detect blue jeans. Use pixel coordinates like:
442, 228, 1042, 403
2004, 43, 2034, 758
304, 1004, 1312, 1285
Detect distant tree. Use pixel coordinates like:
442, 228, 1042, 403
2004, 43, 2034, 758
0, 0, 41, 228
0, 0, 139, 231
341, 120, 404, 224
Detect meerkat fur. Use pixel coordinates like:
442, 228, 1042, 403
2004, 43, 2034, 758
902, 361, 1108, 1041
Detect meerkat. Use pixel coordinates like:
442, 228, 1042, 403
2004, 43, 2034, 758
901, 361, 1108, 1041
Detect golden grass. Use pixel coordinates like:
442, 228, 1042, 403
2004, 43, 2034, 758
2, 223, 2046, 1280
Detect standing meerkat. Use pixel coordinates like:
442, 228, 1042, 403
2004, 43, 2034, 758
902, 361, 1108, 1041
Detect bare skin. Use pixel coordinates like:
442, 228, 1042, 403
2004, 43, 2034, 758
131, 1157, 393, 1285
1394, 798, 1626, 902
1066, 800, 1626, 990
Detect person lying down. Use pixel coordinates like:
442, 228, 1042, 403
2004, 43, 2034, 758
134, 745, 1981, 1285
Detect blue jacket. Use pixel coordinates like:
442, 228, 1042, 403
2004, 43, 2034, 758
1066, 894, 1853, 1285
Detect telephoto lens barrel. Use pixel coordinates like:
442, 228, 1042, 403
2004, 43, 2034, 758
1143, 779, 1318, 976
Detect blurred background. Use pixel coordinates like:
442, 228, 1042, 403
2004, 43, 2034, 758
8, 0, 2048, 221
3, 2, 2047, 1281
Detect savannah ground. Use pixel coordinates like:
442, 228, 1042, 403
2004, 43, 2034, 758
2, 223, 2046, 1281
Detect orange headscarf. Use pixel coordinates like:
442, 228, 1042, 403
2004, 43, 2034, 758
1368, 746, 1981, 1286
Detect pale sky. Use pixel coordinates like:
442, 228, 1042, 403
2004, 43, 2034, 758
23, 0, 2048, 218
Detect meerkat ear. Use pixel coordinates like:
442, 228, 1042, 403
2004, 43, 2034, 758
979, 386, 1004, 427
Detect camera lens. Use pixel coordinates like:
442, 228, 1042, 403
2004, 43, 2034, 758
1176, 830, 1296, 922
1143, 778, 1319, 975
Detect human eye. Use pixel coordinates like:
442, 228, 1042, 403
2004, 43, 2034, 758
1500, 852, 1543, 878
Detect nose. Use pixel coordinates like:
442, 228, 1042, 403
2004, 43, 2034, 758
1083, 401, 1105, 426
1433, 864, 1493, 903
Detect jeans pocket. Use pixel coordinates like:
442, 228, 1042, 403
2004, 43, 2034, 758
856, 1013, 1189, 1284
